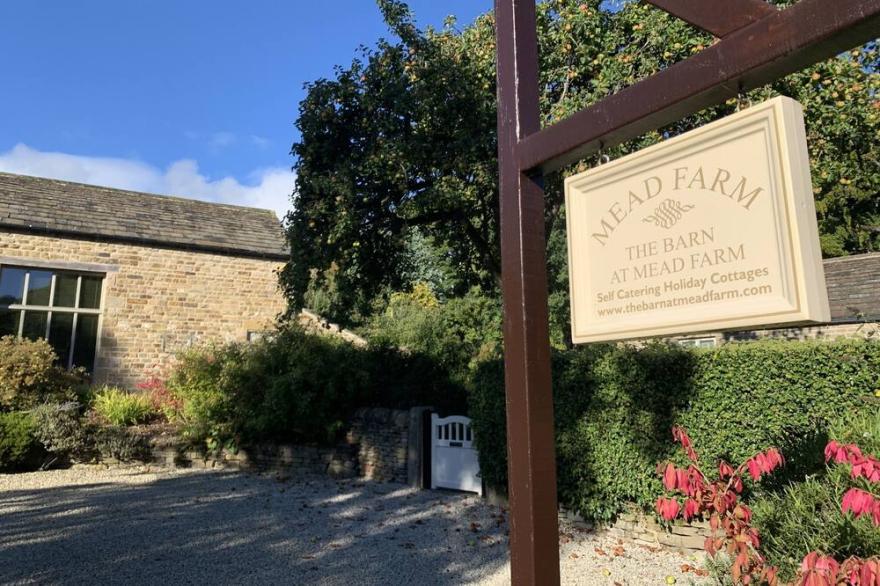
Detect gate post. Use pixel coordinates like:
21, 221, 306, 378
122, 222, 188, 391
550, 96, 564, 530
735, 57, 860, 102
495, 0, 561, 584
407, 406, 432, 489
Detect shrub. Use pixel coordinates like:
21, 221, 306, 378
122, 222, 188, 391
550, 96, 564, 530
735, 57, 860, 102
166, 324, 464, 450
366, 287, 502, 384
752, 409, 880, 581
468, 339, 879, 522
0, 411, 43, 472
137, 377, 181, 421
92, 425, 149, 462
0, 337, 84, 410
655, 427, 784, 584
91, 387, 155, 426
30, 402, 90, 465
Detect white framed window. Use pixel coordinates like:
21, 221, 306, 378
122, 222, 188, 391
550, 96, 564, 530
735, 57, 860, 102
0, 265, 105, 371
677, 337, 717, 349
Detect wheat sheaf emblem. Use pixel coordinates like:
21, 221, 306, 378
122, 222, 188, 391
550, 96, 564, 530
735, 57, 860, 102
643, 198, 695, 229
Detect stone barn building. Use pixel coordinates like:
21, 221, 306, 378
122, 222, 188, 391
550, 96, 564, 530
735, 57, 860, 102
0, 172, 288, 387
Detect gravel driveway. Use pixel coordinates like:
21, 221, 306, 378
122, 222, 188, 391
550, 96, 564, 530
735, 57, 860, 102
0, 466, 707, 585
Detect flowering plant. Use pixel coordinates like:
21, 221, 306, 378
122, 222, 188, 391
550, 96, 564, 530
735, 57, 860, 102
655, 426, 783, 585
794, 440, 880, 586
136, 376, 181, 420
657, 427, 880, 585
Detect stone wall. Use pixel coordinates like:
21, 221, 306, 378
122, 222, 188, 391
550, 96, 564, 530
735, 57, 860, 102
0, 232, 285, 387
556, 507, 711, 553
148, 440, 360, 479
347, 408, 412, 483
134, 406, 424, 485
606, 511, 709, 552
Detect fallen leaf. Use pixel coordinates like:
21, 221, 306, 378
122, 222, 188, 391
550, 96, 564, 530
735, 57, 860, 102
594, 547, 608, 556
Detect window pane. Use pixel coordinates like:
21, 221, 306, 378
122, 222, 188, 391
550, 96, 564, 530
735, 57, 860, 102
78, 276, 103, 309
0, 308, 21, 338
72, 314, 99, 371
21, 311, 48, 341
26, 270, 53, 306
0, 267, 26, 305
48, 313, 74, 366
53, 274, 79, 308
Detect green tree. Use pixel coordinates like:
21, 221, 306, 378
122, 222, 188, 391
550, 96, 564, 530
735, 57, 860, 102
284, 2, 499, 320
284, 0, 880, 320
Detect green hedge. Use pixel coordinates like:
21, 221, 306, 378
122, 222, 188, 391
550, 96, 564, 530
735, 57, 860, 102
168, 326, 466, 449
468, 339, 879, 522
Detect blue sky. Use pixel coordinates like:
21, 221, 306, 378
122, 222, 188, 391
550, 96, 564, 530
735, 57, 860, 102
0, 1, 490, 218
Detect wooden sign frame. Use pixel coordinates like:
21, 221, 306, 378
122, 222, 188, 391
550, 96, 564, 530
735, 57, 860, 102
494, 1, 880, 583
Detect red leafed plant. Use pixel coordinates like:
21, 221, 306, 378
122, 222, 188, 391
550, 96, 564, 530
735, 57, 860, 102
793, 440, 880, 586
655, 426, 783, 585
657, 428, 880, 586
825, 441, 880, 527
136, 376, 181, 419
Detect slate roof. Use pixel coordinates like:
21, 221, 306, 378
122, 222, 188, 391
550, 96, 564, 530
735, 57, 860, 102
824, 252, 880, 322
0, 172, 289, 260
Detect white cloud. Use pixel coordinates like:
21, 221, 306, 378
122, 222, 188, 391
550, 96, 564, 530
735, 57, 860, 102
208, 131, 236, 149
250, 135, 271, 149
0, 143, 293, 220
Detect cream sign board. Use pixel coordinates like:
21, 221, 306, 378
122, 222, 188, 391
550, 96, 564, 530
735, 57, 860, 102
565, 97, 830, 343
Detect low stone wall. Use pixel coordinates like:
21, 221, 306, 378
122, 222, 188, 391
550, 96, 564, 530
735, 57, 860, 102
148, 441, 360, 478
606, 511, 709, 551
135, 406, 426, 484
347, 408, 411, 483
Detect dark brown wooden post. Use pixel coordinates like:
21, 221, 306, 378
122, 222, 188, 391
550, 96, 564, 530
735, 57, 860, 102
495, 0, 561, 584
492, 0, 879, 584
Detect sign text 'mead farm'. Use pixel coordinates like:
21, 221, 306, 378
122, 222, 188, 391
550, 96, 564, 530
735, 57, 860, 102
564, 97, 830, 343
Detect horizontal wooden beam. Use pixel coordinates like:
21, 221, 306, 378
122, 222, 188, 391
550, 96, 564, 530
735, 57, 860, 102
644, 0, 776, 38
519, 0, 880, 174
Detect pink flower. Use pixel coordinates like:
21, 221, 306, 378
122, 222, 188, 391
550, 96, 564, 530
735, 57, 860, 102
850, 455, 880, 483
764, 448, 784, 472
859, 559, 879, 585
718, 461, 734, 479
655, 497, 680, 521
673, 426, 699, 462
841, 488, 880, 526
799, 552, 840, 586
824, 440, 844, 463
747, 458, 762, 481
683, 499, 699, 521
661, 463, 678, 491
732, 476, 744, 494
676, 469, 689, 493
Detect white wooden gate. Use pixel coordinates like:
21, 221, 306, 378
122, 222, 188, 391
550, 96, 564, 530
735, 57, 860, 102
431, 414, 483, 495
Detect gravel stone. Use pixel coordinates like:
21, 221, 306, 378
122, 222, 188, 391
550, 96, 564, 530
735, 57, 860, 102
0, 465, 709, 585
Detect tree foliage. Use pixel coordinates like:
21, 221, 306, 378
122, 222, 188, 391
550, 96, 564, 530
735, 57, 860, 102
284, 0, 880, 319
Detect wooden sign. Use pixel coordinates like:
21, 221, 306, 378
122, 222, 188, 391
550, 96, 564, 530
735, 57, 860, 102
565, 97, 830, 343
